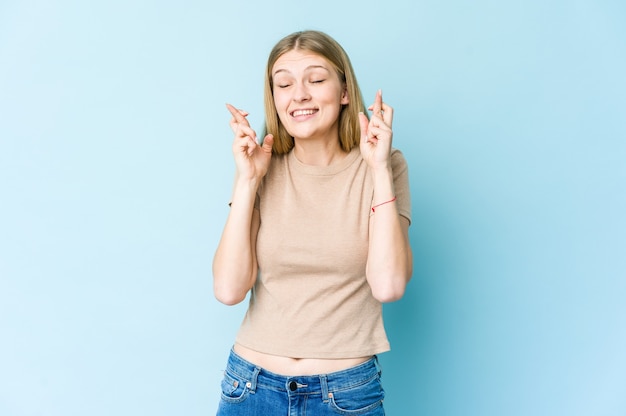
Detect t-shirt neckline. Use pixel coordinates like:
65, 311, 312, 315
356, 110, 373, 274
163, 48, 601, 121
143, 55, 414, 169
287, 147, 361, 176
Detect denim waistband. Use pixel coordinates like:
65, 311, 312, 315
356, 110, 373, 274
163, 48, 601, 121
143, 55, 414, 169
224, 348, 382, 400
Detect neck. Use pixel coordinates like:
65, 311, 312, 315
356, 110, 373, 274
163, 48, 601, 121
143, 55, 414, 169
292, 139, 348, 167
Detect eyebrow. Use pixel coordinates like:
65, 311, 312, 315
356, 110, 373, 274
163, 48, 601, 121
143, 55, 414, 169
272, 65, 330, 77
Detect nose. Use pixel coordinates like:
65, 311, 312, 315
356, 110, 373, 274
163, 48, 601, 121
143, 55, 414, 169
293, 81, 311, 102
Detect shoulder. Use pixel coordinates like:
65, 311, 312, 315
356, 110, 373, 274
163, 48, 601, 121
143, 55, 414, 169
390, 148, 409, 172
259, 152, 290, 196
265, 152, 289, 176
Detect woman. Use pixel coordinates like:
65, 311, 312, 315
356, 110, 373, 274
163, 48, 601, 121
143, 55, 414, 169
213, 30, 412, 415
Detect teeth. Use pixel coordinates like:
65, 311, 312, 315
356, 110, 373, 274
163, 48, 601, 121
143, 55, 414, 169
292, 109, 316, 117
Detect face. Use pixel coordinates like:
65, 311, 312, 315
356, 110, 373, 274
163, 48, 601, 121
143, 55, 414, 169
271, 50, 349, 143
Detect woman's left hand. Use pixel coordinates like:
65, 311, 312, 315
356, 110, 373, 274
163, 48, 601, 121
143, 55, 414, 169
359, 89, 394, 170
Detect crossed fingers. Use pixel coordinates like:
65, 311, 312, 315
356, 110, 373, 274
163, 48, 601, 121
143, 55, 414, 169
363, 90, 394, 146
368, 90, 393, 127
226, 103, 258, 156
226, 103, 253, 133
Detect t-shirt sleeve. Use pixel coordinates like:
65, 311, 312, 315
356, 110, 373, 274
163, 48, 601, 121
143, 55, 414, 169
390, 148, 412, 225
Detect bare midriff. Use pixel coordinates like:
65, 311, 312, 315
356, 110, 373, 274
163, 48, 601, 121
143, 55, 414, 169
233, 343, 372, 376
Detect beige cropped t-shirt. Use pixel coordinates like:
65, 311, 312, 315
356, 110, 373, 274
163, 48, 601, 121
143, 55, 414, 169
235, 147, 411, 359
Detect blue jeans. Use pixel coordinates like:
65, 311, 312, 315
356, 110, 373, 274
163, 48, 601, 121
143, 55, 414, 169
216, 349, 386, 415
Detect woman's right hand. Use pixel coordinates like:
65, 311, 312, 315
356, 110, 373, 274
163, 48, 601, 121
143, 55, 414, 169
226, 103, 274, 182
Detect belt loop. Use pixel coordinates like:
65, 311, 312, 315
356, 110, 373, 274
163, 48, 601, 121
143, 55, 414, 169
374, 355, 383, 377
320, 374, 329, 403
248, 366, 261, 393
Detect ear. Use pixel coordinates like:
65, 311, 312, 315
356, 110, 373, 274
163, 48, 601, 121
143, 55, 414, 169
340, 86, 349, 105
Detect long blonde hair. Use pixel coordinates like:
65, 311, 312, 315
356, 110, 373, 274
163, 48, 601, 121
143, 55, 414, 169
263, 30, 367, 155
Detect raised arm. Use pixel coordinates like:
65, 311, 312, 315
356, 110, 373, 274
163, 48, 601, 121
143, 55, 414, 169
359, 91, 413, 303
212, 104, 274, 305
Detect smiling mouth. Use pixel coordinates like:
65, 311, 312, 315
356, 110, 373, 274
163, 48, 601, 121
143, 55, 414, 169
291, 109, 317, 117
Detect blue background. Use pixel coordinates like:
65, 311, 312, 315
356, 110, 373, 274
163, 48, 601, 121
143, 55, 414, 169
1, 1, 625, 415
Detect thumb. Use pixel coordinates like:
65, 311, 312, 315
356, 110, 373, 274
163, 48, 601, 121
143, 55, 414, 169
261, 134, 274, 152
358, 112, 369, 142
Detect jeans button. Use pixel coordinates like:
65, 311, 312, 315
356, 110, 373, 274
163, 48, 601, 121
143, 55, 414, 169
289, 381, 297, 391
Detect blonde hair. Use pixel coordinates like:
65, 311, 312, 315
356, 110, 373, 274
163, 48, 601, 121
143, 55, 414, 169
263, 30, 367, 155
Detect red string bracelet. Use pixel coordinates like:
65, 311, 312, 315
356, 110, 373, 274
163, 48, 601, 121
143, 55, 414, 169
371, 196, 397, 213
